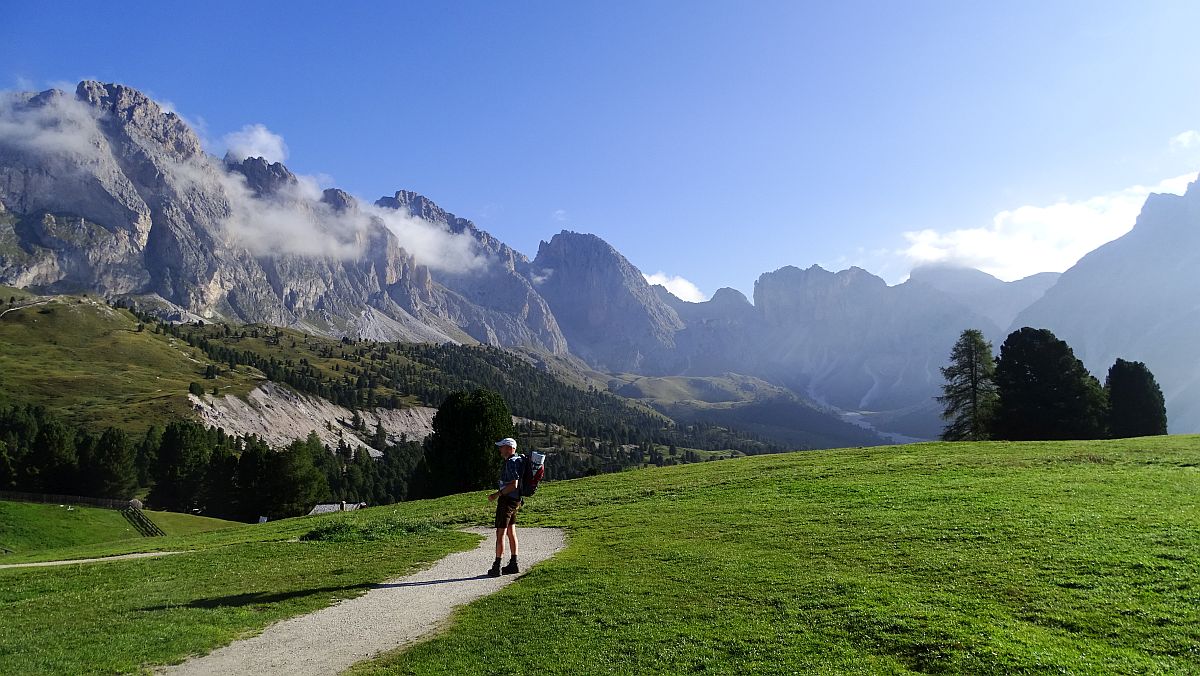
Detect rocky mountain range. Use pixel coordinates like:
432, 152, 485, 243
2, 81, 1197, 439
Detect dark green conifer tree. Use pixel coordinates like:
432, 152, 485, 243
425, 388, 514, 497
149, 421, 212, 511
991, 327, 1107, 440
262, 433, 329, 519
83, 427, 137, 498
1105, 358, 1168, 438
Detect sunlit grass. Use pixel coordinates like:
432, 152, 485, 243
1, 437, 1197, 674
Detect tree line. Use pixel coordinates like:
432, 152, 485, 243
1, 383, 759, 520
938, 327, 1168, 441
0, 403, 427, 520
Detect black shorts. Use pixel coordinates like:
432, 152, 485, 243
495, 495, 521, 529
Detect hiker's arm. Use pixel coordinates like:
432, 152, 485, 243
490, 479, 518, 501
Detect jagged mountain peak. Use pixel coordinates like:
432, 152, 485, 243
226, 155, 298, 197
533, 230, 682, 372
321, 188, 357, 212
76, 80, 202, 161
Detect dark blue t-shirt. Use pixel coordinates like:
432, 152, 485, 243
498, 454, 524, 494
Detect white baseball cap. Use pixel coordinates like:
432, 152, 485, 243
495, 437, 517, 449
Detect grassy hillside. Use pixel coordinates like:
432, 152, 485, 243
1, 437, 1197, 674
377, 437, 1199, 674
0, 294, 259, 431
0, 501, 239, 556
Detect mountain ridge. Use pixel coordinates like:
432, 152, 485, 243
3, 80, 1197, 436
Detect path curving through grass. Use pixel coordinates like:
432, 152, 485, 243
159, 527, 566, 676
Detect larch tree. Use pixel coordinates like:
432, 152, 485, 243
937, 328, 998, 441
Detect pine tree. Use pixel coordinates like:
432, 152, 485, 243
148, 421, 212, 511
83, 427, 137, 498
1105, 358, 1168, 438
936, 329, 998, 440
991, 327, 1108, 440
425, 389, 514, 497
262, 434, 329, 518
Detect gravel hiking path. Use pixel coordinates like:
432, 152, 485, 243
0, 551, 182, 569
160, 526, 566, 676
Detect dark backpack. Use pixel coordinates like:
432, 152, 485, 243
518, 452, 546, 497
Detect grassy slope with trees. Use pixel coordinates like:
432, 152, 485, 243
1, 437, 1196, 674
0, 291, 259, 431
1, 292, 791, 511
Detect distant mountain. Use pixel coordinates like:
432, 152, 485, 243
905, 264, 1059, 333
1014, 177, 1200, 432
3, 80, 1197, 440
0, 82, 565, 351
532, 231, 684, 372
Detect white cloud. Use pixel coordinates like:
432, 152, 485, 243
0, 88, 107, 161
221, 123, 288, 163
1170, 130, 1200, 151
370, 204, 488, 273
644, 271, 707, 302
900, 173, 1196, 280
194, 159, 486, 270
552, 209, 568, 222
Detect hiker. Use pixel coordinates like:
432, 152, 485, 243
486, 437, 523, 577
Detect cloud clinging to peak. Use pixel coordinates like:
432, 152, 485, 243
900, 173, 1195, 281
644, 271, 707, 302
222, 123, 288, 163
0, 89, 106, 161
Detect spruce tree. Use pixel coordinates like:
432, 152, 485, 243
148, 421, 212, 511
262, 433, 329, 519
991, 327, 1107, 440
425, 388, 514, 497
1105, 358, 1168, 437
937, 329, 998, 441
84, 427, 137, 498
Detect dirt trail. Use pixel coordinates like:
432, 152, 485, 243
0, 551, 182, 569
160, 527, 566, 676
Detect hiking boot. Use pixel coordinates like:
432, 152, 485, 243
501, 560, 519, 575
487, 561, 501, 578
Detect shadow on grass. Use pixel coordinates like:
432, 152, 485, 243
138, 584, 374, 610
138, 575, 493, 611
372, 575, 489, 588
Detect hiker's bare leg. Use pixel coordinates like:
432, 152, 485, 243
495, 528, 506, 558
506, 523, 518, 556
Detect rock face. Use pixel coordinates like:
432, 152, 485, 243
532, 231, 684, 372
1014, 177, 1200, 432
0, 81, 566, 353
376, 191, 567, 353
190, 382, 439, 456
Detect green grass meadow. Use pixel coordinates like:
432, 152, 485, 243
0, 501, 240, 556
0, 437, 1197, 674
0, 295, 259, 431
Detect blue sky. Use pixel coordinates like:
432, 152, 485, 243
5, 1, 1200, 300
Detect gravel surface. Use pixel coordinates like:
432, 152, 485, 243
0, 551, 182, 569
160, 526, 566, 676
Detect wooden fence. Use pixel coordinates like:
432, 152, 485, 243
122, 507, 166, 537
0, 490, 131, 510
